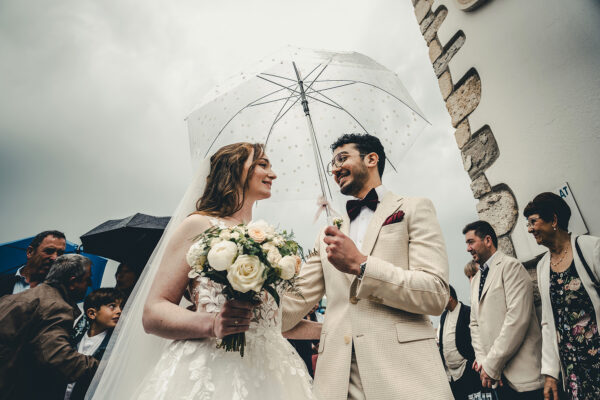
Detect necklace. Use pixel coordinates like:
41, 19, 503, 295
550, 246, 569, 268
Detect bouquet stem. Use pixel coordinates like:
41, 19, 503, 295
217, 332, 247, 357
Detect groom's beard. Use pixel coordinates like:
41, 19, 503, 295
339, 165, 369, 197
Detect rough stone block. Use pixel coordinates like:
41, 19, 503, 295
461, 125, 498, 178
470, 174, 491, 198
476, 189, 518, 237
454, 119, 470, 148
438, 70, 453, 100
429, 39, 442, 63
497, 235, 516, 257
414, 0, 433, 24
433, 32, 465, 77
446, 72, 480, 127
420, 12, 435, 34
424, 7, 448, 44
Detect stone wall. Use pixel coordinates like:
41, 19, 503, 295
411, 0, 517, 256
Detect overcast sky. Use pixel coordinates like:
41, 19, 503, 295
0, 0, 478, 304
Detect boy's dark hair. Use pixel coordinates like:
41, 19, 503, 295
449, 285, 457, 301
523, 192, 571, 231
29, 230, 65, 251
84, 288, 123, 319
462, 220, 498, 248
330, 133, 386, 177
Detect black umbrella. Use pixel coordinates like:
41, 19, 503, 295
80, 213, 170, 267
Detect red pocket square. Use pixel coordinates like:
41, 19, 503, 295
383, 210, 405, 226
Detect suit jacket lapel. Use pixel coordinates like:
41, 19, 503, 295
479, 251, 503, 302
360, 192, 403, 256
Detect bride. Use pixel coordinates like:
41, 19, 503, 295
86, 142, 320, 399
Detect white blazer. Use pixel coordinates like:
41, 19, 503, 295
282, 193, 452, 400
537, 235, 600, 380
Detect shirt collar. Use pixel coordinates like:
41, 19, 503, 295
354, 184, 387, 200
482, 250, 498, 271
15, 265, 27, 281
449, 302, 461, 314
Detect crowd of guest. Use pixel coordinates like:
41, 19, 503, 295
0, 191, 598, 400
437, 192, 600, 400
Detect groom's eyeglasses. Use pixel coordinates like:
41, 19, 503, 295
326, 152, 367, 175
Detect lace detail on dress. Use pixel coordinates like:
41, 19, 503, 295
136, 250, 313, 399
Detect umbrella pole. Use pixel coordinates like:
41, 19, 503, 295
292, 62, 332, 219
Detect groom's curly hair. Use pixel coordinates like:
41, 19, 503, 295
195, 142, 264, 217
330, 133, 386, 177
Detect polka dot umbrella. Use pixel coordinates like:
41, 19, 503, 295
186, 46, 429, 224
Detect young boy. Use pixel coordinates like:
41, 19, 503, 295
64, 288, 123, 400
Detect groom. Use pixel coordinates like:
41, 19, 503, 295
282, 133, 452, 400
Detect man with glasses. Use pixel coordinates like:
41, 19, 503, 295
283, 133, 452, 400
0, 230, 67, 297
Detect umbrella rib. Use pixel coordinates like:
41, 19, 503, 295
265, 86, 301, 148
247, 94, 300, 108
302, 62, 330, 93
310, 79, 430, 125
272, 95, 302, 125
203, 83, 300, 158
304, 94, 343, 110
305, 81, 357, 94
307, 89, 398, 173
257, 75, 302, 96
259, 72, 298, 83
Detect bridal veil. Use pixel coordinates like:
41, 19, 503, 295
85, 158, 210, 399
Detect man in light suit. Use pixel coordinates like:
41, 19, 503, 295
463, 220, 544, 399
282, 133, 452, 400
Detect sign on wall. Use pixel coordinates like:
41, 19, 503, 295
555, 182, 588, 235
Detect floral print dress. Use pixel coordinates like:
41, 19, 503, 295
550, 261, 600, 400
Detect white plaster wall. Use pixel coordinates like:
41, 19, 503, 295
432, 0, 600, 260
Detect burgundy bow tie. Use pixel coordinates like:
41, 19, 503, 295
346, 188, 379, 221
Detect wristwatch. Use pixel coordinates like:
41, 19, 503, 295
357, 260, 367, 280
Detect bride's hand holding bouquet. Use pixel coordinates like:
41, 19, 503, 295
186, 219, 302, 356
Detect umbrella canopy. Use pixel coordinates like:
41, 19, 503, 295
80, 213, 170, 267
0, 236, 107, 292
187, 46, 429, 211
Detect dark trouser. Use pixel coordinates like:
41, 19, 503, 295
450, 367, 482, 400
497, 381, 543, 400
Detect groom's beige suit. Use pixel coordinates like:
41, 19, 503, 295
282, 191, 453, 400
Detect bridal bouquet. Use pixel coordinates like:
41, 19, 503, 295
186, 220, 302, 356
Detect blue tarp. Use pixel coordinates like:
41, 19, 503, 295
0, 236, 107, 294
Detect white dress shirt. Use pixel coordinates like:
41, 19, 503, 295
349, 185, 387, 249
12, 266, 30, 294
440, 302, 468, 381
64, 330, 107, 400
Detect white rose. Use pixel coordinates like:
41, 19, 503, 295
210, 237, 223, 247
278, 255, 297, 280
227, 255, 266, 293
263, 242, 282, 265
247, 220, 274, 243
272, 235, 285, 247
230, 231, 240, 240
186, 241, 206, 268
219, 229, 232, 240
207, 240, 238, 271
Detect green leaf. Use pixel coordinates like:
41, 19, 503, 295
264, 285, 280, 306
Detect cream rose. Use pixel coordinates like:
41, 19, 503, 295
207, 240, 238, 271
263, 242, 282, 265
219, 229, 232, 240
227, 255, 266, 293
294, 255, 302, 274
278, 255, 297, 280
247, 220, 274, 243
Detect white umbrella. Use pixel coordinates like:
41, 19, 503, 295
187, 46, 428, 220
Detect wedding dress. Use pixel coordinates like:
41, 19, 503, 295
132, 219, 315, 400
134, 276, 314, 399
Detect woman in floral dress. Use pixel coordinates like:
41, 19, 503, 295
524, 192, 600, 400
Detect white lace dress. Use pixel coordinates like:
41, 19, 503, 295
134, 229, 315, 400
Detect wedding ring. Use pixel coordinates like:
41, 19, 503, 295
234, 320, 239, 325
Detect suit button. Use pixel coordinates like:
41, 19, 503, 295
344, 335, 352, 344
350, 296, 359, 304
